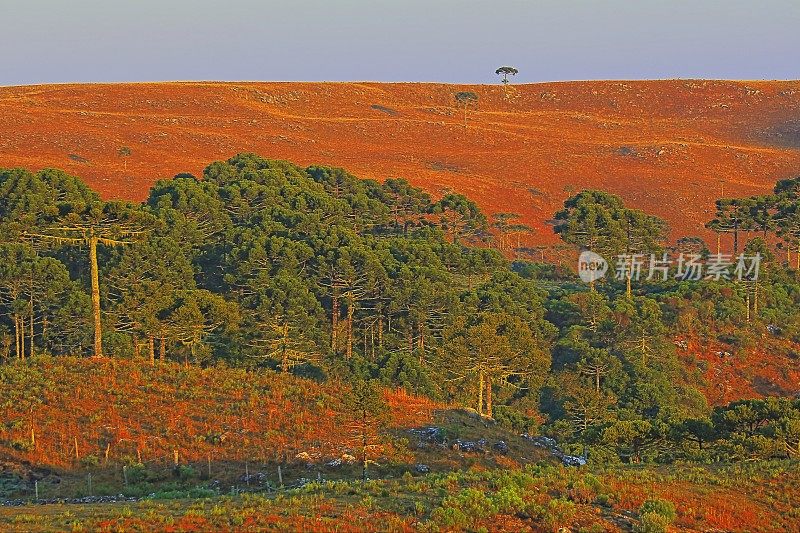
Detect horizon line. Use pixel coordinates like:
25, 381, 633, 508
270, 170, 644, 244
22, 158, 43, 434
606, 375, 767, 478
3, 78, 800, 90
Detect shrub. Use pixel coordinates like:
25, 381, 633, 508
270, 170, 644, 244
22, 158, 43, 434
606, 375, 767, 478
431, 505, 468, 528
433, 488, 498, 528
79, 455, 99, 467
452, 488, 498, 520
175, 464, 198, 481
125, 463, 157, 484
10, 439, 34, 452
493, 405, 539, 434
567, 480, 596, 504
639, 498, 676, 522
636, 498, 677, 532
543, 498, 576, 532
492, 486, 525, 514
636, 511, 672, 533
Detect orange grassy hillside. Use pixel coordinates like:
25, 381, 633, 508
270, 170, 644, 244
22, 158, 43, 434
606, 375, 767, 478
2, 80, 800, 244
0, 357, 438, 469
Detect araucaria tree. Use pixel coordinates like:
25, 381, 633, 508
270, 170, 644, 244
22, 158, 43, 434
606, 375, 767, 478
454, 91, 479, 128
495, 66, 518, 85
24, 203, 150, 357
554, 190, 666, 296
495, 66, 518, 96
345, 379, 389, 483
775, 177, 800, 268
441, 311, 551, 418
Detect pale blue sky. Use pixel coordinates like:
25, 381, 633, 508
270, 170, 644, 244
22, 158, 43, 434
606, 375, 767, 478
2, 0, 799, 85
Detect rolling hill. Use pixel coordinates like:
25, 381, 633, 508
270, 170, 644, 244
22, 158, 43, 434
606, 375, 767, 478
2, 80, 800, 247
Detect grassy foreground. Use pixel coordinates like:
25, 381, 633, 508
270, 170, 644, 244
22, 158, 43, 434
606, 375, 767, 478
1, 461, 799, 532
1, 358, 799, 531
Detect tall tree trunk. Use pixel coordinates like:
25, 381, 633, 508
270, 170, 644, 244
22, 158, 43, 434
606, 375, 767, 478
377, 313, 384, 348
626, 270, 632, 299
417, 323, 425, 362
370, 325, 375, 360
29, 276, 34, 359
477, 369, 484, 416
746, 292, 751, 322
331, 289, 340, 353
89, 236, 103, 357
160, 335, 166, 360
281, 323, 289, 372
19, 315, 25, 361
753, 283, 759, 316
14, 315, 20, 360
641, 337, 647, 366
148, 336, 155, 366
346, 293, 354, 359
485, 376, 493, 418
595, 369, 600, 393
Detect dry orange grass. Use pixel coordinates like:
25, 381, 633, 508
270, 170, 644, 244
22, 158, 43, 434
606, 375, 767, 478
2, 80, 800, 246
0, 357, 440, 469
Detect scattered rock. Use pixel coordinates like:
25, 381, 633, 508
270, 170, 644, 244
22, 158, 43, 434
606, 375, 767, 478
522, 435, 557, 450
522, 434, 586, 467
239, 471, 270, 484
414, 464, 430, 474
562, 455, 587, 467
408, 426, 446, 445
452, 438, 487, 453
493, 440, 510, 455
2, 494, 139, 507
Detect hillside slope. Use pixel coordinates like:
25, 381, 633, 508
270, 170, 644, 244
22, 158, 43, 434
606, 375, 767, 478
2, 80, 800, 245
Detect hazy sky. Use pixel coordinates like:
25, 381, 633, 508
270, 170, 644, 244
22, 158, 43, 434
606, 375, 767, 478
2, 0, 799, 86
